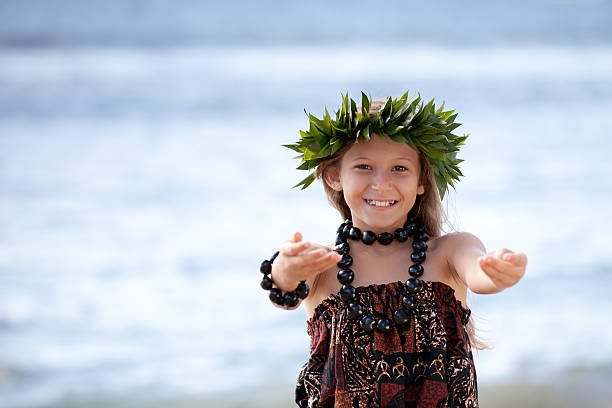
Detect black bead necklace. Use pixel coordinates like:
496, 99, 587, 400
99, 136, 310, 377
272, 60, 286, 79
333, 214, 429, 333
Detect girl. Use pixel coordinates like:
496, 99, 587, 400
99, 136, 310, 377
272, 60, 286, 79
259, 92, 527, 408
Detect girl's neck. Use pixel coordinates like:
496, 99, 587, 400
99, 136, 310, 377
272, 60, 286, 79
350, 219, 406, 237
349, 237, 414, 257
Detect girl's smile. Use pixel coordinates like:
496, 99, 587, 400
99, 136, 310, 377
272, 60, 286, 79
364, 198, 399, 210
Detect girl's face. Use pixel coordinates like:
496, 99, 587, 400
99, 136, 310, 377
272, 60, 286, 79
325, 134, 425, 234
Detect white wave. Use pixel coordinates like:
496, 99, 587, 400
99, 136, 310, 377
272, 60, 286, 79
1, 44, 611, 82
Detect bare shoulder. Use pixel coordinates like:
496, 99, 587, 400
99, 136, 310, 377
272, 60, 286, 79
438, 231, 486, 253
437, 231, 486, 287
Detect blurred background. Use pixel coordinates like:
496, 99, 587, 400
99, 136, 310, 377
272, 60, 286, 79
1, 0, 612, 407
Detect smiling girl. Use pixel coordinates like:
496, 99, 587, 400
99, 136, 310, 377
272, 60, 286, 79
259, 92, 527, 408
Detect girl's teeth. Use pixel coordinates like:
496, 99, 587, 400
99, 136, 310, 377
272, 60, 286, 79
366, 199, 397, 207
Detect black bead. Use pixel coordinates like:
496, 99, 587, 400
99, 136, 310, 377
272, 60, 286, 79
416, 231, 430, 242
411, 251, 426, 263
347, 303, 363, 320
393, 309, 410, 325
402, 295, 416, 310
269, 288, 283, 305
408, 264, 424, 277
406, 278, 421, 294
360, 315, 376, 332
283, 291, 299, 307
260, 259, 272, 275
339, 285, 356, 302
377, 232, 394, 245
342, 224, 352, 236
376, 319, 392, 333
336, 234, 347, 245
270, 251, 280, 262
334, 242, 350, 255
362, 230, 376, 245
349, 227, 362, 241
344, 218, 353, 226
260, 275, 273, 290
404, 222, 417, 234
412, 240, 428, 252
295, 281, 310, 299
337, 223, 346, 234
395, 228, 409, 242
337, 269, 355, 285
337, 255, 353, 268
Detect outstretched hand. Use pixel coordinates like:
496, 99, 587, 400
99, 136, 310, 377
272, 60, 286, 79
477, 248, 527, 291
272, 232, 342, 292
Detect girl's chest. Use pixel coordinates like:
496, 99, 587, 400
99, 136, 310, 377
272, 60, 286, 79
305, 238, 467, 319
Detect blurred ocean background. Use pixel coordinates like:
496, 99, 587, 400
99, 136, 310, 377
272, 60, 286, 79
1, 0, 612, 407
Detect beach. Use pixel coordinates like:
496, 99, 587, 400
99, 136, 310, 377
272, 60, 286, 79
1, 1, 612, 407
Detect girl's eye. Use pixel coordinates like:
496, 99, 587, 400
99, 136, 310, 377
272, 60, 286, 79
355, 164, 408, 172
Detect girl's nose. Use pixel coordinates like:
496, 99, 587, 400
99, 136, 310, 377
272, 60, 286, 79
372, 172, 392, 192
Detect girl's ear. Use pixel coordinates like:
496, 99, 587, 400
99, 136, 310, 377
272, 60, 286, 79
417, 183, 425, 195
323, 165, 343, 191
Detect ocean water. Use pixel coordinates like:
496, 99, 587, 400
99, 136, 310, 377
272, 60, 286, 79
1, 1, 612, 407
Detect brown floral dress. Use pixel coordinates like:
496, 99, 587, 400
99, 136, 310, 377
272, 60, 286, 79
295, 280, 478, 408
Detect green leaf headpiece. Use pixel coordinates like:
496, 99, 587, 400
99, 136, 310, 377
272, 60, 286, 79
282, 90, 469, 200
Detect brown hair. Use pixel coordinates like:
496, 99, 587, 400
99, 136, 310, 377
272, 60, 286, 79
313, 97, 490, 352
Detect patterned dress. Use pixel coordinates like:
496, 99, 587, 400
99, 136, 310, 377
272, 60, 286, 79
295, 280, 478, 408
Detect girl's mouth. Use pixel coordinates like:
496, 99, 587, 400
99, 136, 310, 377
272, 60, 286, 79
364, 199, 398, 209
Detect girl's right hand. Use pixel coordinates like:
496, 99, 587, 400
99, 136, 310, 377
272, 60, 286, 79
270, 231, 342, 294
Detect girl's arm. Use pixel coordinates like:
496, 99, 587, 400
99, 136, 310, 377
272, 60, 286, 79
446, 232, 527, 294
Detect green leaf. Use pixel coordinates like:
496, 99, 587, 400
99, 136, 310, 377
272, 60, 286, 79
388, 133, 408, 143
309, 125, 326, 149
282, 144, 304, 153
380, 97, 393, 122
292, 173, 316, 190
330, 140, 344, 155
435, 100, 446, 115
362, 125, 370, 142
384, 124, 405, 135
403, 135, 417, 150
361, 91, 370, 115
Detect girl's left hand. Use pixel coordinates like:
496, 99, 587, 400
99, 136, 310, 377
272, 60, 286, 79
477, 248, 527, 291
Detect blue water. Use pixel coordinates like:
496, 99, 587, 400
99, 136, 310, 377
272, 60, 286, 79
1, 1, 612, 407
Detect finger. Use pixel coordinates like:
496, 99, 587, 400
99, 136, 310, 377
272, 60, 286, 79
479, 255, 518, 276
493, 248, 512, 259
479, 256, 524, 286
304, 251, 342, 275
502, 252, 528, 267
282, 239, 312, 256
480, 265, 510, 288
285, 248, 339, 277
479, 261, 516, 287
300, 246, 336, 263
291, 231, 302, 243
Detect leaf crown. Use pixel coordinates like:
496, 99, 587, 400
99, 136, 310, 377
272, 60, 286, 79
282, 90, 469, 200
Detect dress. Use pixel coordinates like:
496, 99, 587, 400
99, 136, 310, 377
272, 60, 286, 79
295, 280, 478, 408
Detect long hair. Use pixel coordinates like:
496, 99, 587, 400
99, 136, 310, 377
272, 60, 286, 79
313, 97, 490, 351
